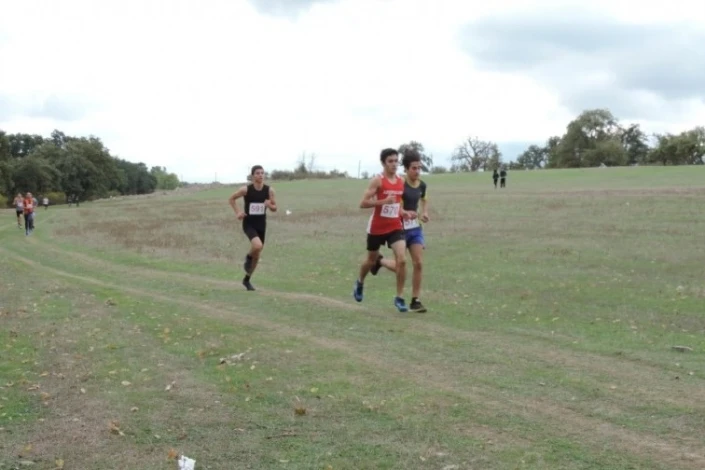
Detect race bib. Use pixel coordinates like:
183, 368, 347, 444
249, 203, 266, 215
380, 203, 400, 218
403, 218, 420, 230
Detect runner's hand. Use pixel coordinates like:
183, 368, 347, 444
421, 212, 429, 223
381, 195, 396, 205
236, 212, 246, 220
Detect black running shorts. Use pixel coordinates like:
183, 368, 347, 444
366, 229, 405, 251
243, 221, 266, 244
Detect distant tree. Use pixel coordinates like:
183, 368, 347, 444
150, 166, 180, 190
7, 133, 45, 158
516, 144, 547, 169
451, 137, 502, 171
553, 108, 626, 167
619, 124, 650, 165
648, 127, 705, 166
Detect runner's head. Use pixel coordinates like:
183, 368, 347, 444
250, 165, 265, 184
16, 193, 22, 200
379, 148, 399, 176
25, 192, 32, 199
402, 149, 422, 182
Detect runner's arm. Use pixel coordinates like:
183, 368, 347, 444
228, 186, 248, 216
265, 187, 278, 212
359, 176, 383, 208
421, 183, 428, 218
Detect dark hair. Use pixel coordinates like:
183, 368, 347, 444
401, 148, 421, 170
251, 165, 264, 176
379, 148, 399, 163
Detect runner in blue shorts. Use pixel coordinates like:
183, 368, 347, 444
370, 149, 429, 312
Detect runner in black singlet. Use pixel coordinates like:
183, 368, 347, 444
228, 165, 278, 291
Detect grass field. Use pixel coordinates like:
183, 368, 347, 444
1, 166, 705, 469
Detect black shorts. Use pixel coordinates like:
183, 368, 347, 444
243, 221, 266, 244
366, 230, 405, 252
16, 210, 22, 216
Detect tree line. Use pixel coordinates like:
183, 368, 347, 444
274, 108, 704, 181
370, 108, 705, 177
0, 129, 180, 206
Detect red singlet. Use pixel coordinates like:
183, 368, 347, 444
366, 173, 404, 235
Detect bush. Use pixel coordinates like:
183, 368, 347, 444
269, 169, 349, 181
0, 194, 7, 208
43, 191, 67, 206
430, 166, 448, 174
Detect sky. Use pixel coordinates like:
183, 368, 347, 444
1, 0, 703, 183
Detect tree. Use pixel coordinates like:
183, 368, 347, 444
7, 133, 45, 158
0, 128, 174, 201
553, 109, 626, 167
294, 152, 317, 174
150, 166, 180, 190
398, 141, 434, 172
545, 136, 561, 168
516, 144, 547, 169
56, 138, 120, 200
114, 159, 157, 194
49, 129, 70, 149
0, 130, 10, 162
451, 137, 502, 171
649, 127, 705, 166
9, 155, 60, 195
619, 124, 649, 165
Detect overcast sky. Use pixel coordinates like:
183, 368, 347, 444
1, 0, 703, 182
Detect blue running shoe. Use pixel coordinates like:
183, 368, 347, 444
394, 296, 408, 312
353, 280, 364, 302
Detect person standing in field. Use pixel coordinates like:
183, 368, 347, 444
353, 148, 411, 312
23, 192, 35, 236
13, 193, 24, 228
500, 167, 507, 188
42, 196, 49, 210
492, 169, 499, 189
228, 165, 277, 291
370, 150, 430, 312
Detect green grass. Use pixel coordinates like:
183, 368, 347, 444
1, 166, 705, 469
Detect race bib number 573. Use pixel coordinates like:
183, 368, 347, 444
403, 218, 420, 230
380, 203, 400, 218
249, 203, 266, 215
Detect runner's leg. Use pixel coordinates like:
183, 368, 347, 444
354, 235, 382, 302
389, 234, 407, 310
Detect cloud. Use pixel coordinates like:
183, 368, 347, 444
0, 93, 91, 122
459, 7, 705, 119
1, 0, 703, 183
247, 0, 337, 17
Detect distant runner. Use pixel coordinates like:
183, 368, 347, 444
23, 192, 35, 236
228, 165, 277, 291
353, 148, 411, 312
13, 193, 23, 228
42, 196, 49, 210
371, 150, 430, 312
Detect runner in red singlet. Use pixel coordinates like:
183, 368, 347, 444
353, 148, 413, 312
